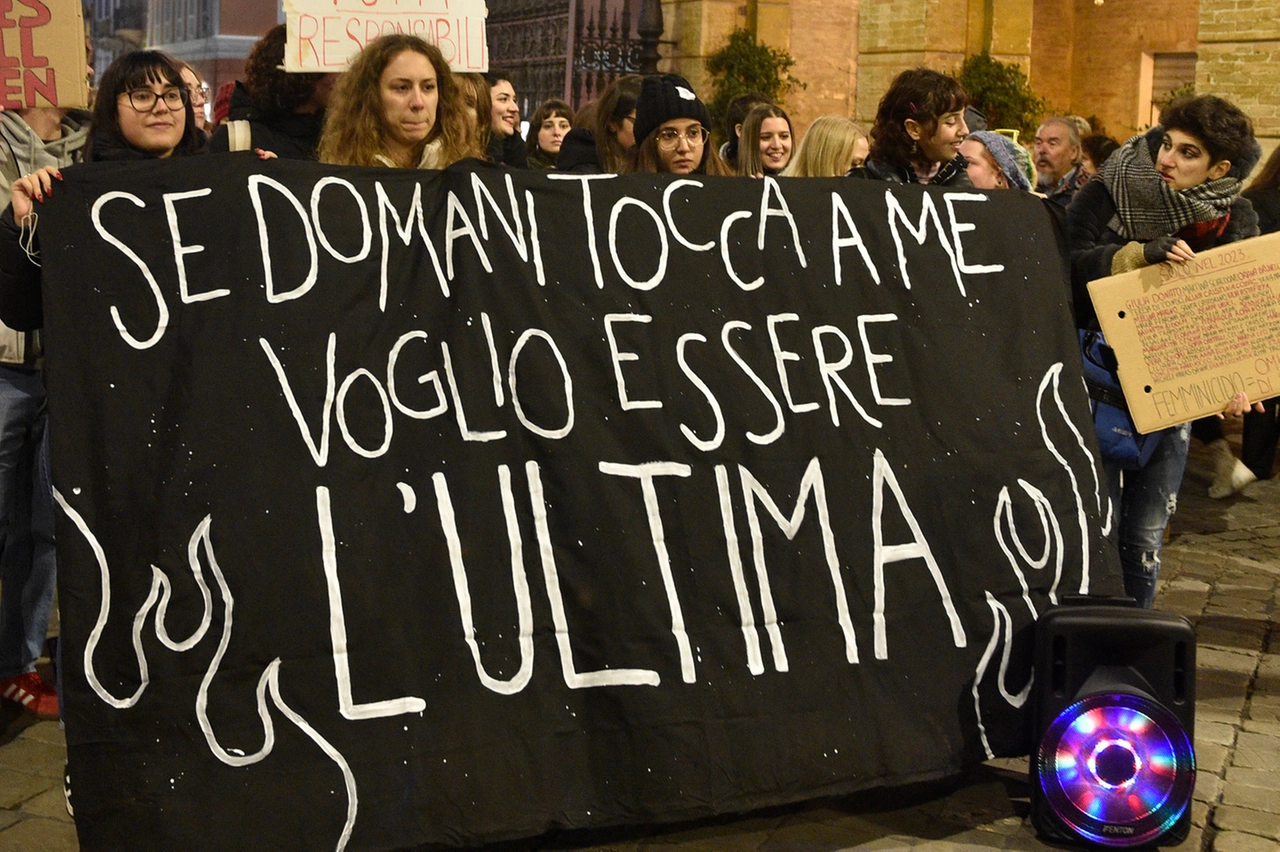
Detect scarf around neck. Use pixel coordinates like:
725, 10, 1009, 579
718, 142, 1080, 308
1100, 129, 1240, 241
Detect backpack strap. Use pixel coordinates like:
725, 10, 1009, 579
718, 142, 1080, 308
227, 120, 252, 152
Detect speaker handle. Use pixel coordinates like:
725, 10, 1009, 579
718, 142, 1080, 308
1057, 593, 1138, 608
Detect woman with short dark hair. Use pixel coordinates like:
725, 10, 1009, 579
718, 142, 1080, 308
525, 99, 572, 170
1066, 94, 1262, 607
0, 50, 209, 332
484, 70, 526, 167
1079, 134, 1120, 178
84, 50, 207, 162
856, 67, 971, 186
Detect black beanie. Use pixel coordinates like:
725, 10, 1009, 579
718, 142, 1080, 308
633, 74, 712, 147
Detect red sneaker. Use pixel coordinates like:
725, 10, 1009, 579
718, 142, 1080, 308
0, 671, 59, 720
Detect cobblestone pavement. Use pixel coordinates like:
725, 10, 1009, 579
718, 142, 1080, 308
2, 436, 1276, 852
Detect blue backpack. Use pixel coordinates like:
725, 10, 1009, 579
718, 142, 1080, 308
1079, 330, 1170, 470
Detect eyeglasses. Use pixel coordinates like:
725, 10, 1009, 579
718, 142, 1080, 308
656, 125, 706, 150
124, 88, 187, 112
187, 83, 210, 102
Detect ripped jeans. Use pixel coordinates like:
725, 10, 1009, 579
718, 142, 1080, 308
1103, 423, 1192, 609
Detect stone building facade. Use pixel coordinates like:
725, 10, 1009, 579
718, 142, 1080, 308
659, 0, 1279, 157
1197, 0, 1280, 151
91, 0, 1278, 161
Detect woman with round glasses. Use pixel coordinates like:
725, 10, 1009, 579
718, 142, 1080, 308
626, 74, 730, 176
84, 51, 208, 162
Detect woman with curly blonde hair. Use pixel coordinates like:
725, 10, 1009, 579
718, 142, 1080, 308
318, 34, 480, 168
781, 116, 868, 177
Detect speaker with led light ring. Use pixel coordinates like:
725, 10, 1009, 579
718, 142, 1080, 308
1030, 603, 1196, 847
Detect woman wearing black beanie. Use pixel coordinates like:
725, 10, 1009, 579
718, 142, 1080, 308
626, 74, 730, 175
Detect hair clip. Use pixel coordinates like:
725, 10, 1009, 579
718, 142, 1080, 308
908, 101, 918, 114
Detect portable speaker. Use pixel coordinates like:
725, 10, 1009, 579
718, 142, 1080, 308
1030, 603, 1196, 847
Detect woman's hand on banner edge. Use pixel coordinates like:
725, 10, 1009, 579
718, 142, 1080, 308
11, 167, 62, 221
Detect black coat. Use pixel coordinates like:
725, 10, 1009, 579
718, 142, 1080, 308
486, 133, 528, 168
208, 83, 325, 161
1243, 184, 1280, 236
853, 153, 973, 187
555, 128, 602, 173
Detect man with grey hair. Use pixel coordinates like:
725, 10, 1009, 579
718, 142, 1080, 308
1034, 116, 1088, 206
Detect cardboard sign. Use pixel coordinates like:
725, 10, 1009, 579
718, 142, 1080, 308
283, 0, 488, 72
0, 0, 88, 109
1089, 231, 1280, 434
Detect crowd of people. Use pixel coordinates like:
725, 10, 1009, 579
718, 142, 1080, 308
0, 28, 1276, 721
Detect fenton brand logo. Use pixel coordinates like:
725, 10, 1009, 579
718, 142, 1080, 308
1101, 825, 1137, 836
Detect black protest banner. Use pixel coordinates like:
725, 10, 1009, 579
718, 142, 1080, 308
40, 156, 1120, 851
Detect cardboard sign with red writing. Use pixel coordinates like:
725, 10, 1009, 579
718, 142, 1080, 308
1089, 231, 1280, 434
283, 0, 488, 72
0, 0, 88, 109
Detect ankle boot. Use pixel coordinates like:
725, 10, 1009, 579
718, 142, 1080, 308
1208, 439, 1256, 498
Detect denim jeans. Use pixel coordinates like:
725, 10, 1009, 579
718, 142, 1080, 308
1104, 423, 1192, 609
0, 366, 57, 680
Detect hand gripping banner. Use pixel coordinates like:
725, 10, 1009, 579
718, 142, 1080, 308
38, 156, 1120, 850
